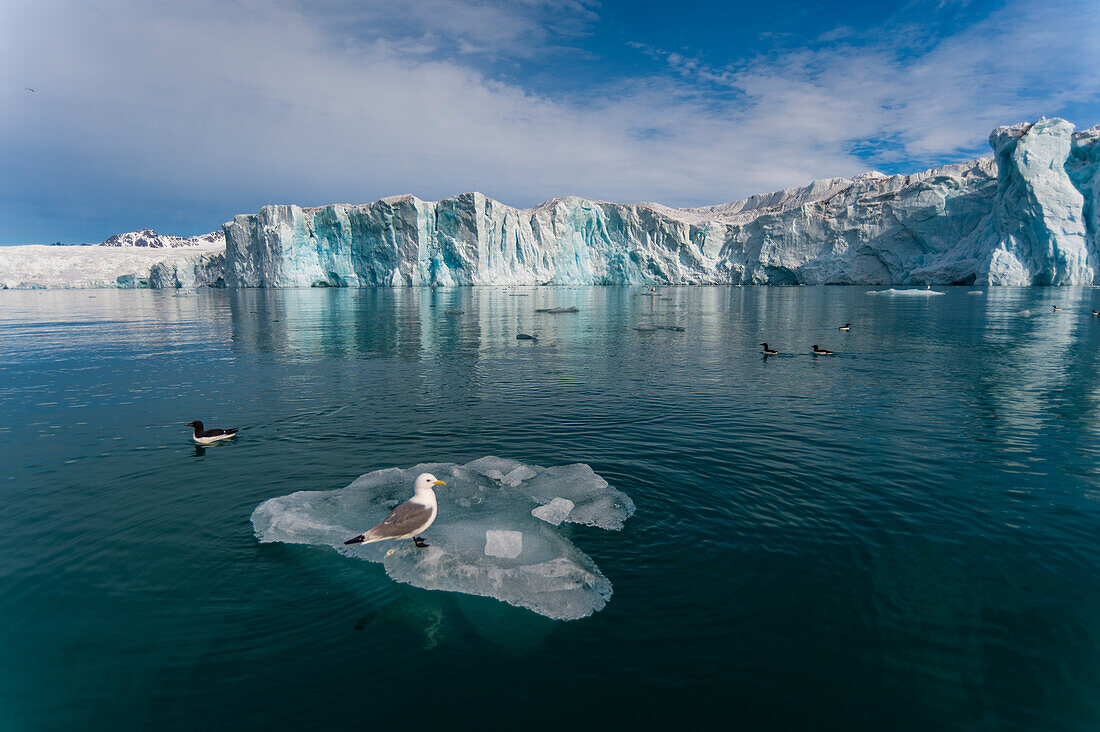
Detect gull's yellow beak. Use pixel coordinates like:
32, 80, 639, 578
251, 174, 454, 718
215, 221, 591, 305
434, 480, 446, 486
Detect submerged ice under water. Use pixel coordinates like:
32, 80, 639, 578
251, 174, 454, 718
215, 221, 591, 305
251, 457, 635, 620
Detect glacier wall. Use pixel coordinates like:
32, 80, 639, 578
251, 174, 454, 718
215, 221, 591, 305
223, 118, 1100, 287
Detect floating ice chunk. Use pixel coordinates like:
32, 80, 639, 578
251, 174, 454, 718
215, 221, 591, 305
485, 530, 523, 559
251, 457, 633, 620
532, 497, 575, 526
968, 290, 983, 295
865, 288, 945, 296
535, 306, 579, 313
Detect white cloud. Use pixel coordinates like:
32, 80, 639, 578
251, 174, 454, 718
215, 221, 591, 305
0, 0, 1096, 242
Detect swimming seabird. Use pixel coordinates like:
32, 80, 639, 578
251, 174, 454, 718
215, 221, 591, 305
344, 473, 444, 549
1052, 305, 1063, 312
185, 420, 238, 444
1092, 310, 1098, 317
839, 323, 851, 331
811, 345, 834, 356
760, 342, 778, 356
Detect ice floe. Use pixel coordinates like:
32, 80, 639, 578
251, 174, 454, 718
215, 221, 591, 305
251, 457, 635, 620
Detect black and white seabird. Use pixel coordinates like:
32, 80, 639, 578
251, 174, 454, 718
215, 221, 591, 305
1053, 305, 1063, 312
761, 342, 778, 356
811, 345, 834, 356
344, 473, 445, 549
185, 420, 238, 444
1092, 310, 1099, 317
839, 323, 851, 331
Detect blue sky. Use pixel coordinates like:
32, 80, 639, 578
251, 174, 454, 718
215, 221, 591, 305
1, 0, 1098, 244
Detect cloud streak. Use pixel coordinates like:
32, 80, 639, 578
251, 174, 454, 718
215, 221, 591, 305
0, 0, 1096, 243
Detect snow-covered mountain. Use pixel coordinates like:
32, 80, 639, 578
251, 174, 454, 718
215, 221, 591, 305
224, 118, 1100, 287
97, 228, 224, 248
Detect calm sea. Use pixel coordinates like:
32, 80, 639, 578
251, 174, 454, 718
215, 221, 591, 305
1, 287, 1099, 731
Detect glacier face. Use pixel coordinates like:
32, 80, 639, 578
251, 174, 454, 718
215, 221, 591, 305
0, 244, 225, 289
3, 118, 1098, 289
224, 118, 1100, 287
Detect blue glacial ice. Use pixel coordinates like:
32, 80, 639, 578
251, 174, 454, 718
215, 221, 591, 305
250, 457, 635, 621
222, 118, 1100, 288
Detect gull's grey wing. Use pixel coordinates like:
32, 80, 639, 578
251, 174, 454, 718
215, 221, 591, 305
363, 500, 433, 540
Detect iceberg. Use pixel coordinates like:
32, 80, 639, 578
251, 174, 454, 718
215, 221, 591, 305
250, 457, 635, 621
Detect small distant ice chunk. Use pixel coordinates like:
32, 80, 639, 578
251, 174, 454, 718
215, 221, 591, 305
634, 323, 657, 332
485, 530, 523, 559
1017, 309, 1032, 317
535, 306, 579, 313
967, 290, 983, 295
866, 288, 944, 296
502, 465, 537, 486
532, 497, 575, 526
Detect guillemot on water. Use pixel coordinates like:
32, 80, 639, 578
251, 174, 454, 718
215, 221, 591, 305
344, 473, 445, 549
185, 420, 239, 445
811, 345, 834, 356
839, 323, 851, 331
760, 343, 778, 356
1053, 305, 1063, 312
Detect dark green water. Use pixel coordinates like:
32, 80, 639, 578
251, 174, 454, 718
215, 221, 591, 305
2, 286, 1099, 731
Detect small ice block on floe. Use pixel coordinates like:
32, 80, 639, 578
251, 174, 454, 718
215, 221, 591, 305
532, 497, 575, 526
484, 530, 524, 559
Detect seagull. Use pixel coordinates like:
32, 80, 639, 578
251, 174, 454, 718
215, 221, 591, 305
760, 342, 778, 356
24, 87, 36, 93
344, 473, 444, 549
185, 420, 238, 444
811, 345, 834, 356
839, 323, 851, 331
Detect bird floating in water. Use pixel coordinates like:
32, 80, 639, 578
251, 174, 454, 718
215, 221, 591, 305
839, 323, 851, 331
1092, 310, 1098, 317
811, 345, 834, 356
1052, 305, 1063, 312
761, 342, 778, 356
185, 420, 239, 444
344, 473, 445, 549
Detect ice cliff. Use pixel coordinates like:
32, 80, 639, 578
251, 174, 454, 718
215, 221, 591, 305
222, 118, 1100, 287
3, 118, 1097, 288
